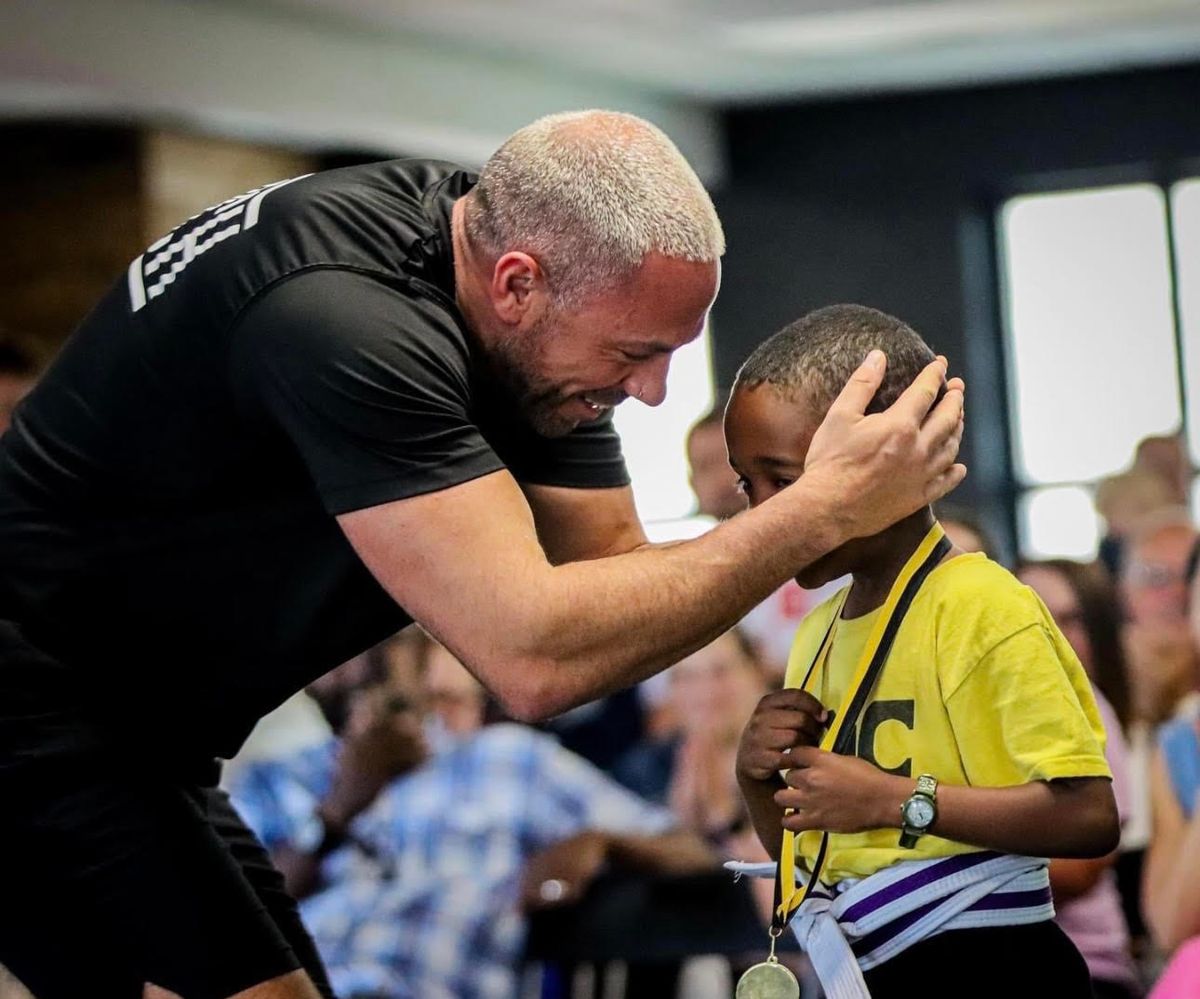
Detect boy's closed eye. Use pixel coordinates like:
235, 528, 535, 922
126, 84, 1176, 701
734, 473, 800, 509
735, 475, 796, 494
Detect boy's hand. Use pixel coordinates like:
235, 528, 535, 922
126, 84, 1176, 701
736, 689, 830, 783
775, 746, 907, 834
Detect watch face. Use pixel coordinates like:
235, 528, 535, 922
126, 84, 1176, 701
903, 796, 936, 829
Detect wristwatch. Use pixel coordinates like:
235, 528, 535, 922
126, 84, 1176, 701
899, 774, 938, 848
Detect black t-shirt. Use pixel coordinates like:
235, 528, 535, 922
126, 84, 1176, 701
0, 159, 628, 756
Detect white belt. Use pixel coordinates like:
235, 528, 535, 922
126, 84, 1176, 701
727, 851, 1053, 999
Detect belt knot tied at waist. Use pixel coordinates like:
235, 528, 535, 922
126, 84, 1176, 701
727, 851, 1053, 999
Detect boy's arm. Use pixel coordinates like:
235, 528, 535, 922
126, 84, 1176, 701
901, 775, 1118, 858
739, 773, 789, 863
776, 748, 1119, 858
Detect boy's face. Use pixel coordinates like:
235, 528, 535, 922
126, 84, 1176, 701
724, 382, 864, 588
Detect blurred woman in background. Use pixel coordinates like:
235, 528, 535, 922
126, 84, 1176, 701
1143, 549, 1200, 968
1018, 559, 1141, 999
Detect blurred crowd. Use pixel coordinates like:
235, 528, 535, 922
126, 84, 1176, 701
5, 330, 1200, 999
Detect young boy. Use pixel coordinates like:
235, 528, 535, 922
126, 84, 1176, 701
730, 305, 1118, 997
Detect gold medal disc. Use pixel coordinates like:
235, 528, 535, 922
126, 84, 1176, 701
736, 959, 800, 999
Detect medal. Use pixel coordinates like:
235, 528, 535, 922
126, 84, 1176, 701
736, 928, 799, 999
736, 960, 799, 999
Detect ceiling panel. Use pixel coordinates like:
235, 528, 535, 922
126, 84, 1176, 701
255, 0, 1200, 99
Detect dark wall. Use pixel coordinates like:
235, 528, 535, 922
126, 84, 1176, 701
713, 61, 1200, 553
0, 123, 143, 363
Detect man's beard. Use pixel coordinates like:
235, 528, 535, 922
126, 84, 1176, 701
485, 313, 580, 438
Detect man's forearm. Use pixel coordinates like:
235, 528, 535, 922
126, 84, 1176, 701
493, 475, 846, 718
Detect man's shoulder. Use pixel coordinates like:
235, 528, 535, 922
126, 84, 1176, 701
265, 157, 471, 225
241, 157, 472, 303
233, 264, 475, 408
295, 156, 473, 196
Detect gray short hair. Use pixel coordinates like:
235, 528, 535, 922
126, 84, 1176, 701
466, 110, 725, 306
736, 304, 937, 417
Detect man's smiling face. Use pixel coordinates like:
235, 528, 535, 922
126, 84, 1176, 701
486, 253, 720, 437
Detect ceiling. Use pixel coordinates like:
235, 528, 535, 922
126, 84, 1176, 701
260, 0, 1200, 101
5, 0, 1200, 181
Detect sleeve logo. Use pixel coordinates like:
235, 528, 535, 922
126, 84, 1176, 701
126, 174, 310, 313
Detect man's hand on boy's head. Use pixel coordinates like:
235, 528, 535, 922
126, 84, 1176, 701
803, 350, 967, 542
775, 746, 907, 834
736, 689, 830, 784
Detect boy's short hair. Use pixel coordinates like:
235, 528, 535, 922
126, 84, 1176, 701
735, 304, 936, 417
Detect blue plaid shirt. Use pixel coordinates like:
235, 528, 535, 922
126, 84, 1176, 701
230, 723, 674, 999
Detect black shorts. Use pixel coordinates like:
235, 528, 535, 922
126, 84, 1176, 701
863, 919, 1095, 998
0, 621, 335, 999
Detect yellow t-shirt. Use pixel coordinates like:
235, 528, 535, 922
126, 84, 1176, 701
783, 552, 1111, 884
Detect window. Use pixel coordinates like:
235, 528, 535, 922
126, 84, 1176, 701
1174, 180, 1200, 462
999, 180, 1196, 558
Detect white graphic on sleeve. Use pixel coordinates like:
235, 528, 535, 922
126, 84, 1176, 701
127, 174, 310, 313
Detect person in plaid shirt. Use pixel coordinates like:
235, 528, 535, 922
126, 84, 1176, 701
230, 637, 715, 999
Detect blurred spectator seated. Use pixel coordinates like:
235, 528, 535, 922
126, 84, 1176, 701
1094, 508, 1200, 983
614, 628, 765, 846
1142, 554, 1200, 984
1121, 510, 1199, 731
1019, 559, 1141, 999
613, 628, 790, 947
1133, 435, 1191, 510
1144, 705, 1200, 959
1095, 470, 1181, 578
1119, 510, 1200, 904
228, 633, 716, 999
685, 396, 745, 525
536, 685, 645, 773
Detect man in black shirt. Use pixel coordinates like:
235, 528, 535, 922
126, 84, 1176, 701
0, 111, 964, 999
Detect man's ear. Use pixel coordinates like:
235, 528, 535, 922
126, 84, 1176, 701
491, 252, 549, 325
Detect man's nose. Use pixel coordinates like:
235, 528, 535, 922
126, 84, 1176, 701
624, 354, 671, 407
